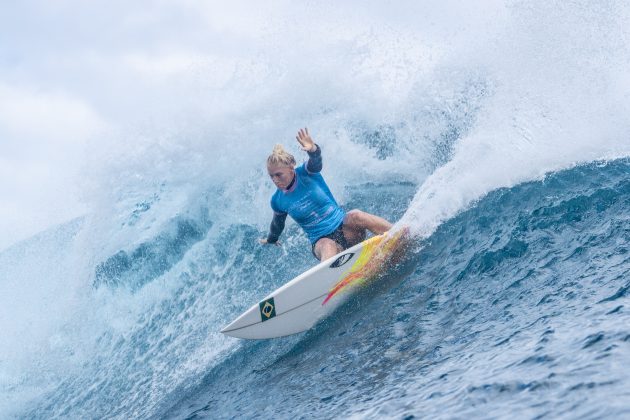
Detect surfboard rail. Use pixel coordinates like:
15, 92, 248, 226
221, 227, 411, 339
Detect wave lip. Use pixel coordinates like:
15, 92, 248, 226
93, 214, 212, 290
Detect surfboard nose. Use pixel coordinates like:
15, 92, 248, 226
220, 304, 261, 336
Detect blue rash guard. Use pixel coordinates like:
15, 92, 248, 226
266, 145, 345, 244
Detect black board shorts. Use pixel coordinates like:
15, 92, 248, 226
311, 223, 349, 259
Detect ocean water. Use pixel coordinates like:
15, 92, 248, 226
169, 160, 630, 419
1, 1, 630, 419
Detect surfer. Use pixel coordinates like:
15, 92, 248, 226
260, 127, 392, 261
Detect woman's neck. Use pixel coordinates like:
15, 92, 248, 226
284, 172, 297, 191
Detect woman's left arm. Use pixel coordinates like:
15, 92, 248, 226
296, 127, 322, 173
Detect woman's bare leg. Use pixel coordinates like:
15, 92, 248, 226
314, 210, 392, 260
342, 209, 392, 246
314, 238, 343, 261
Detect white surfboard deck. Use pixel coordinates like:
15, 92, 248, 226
221, 229, 409, 339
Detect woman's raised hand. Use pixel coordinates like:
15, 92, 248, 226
296, 127, 316, 152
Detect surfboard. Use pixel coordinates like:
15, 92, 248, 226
220, 227, 410, 339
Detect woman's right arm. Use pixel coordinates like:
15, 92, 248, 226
264, 212, 287, 244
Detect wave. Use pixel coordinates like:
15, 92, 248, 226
168, 158, 630, 419
2, 1, 630, 418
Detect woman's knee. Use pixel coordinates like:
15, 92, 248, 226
315, 238, 341, 259
344, 209, 366, 226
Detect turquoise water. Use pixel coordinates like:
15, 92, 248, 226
166, 160, 630, 419
2, 160, 628, 419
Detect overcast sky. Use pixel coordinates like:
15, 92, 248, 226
0, 0, 278, 250
0, 0, 496, 251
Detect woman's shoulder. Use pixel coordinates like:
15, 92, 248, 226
270, 189, 284, 211
295, 163, 308, 176
297, 162, 322, 178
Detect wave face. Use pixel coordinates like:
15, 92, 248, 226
165, 160, 630, 419
1, 1, 630, 419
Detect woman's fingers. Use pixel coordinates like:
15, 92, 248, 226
296, 127, 313, 151
297, 128, 310, 142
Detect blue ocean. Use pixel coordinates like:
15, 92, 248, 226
1, 2, 629, 419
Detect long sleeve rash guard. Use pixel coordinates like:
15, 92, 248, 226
266, 144, 345, 244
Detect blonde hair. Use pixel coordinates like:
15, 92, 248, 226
267, 144, 296, 168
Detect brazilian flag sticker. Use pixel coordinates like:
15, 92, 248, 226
259, 297, 276, 322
